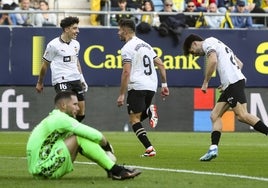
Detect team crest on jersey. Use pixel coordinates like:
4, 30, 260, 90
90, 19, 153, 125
74, 47, 78, 53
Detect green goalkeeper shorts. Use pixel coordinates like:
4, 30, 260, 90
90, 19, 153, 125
28, 140, 73, 179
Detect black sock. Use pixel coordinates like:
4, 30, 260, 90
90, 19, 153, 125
76, 115, 85, 122
253, 120, 268, 135
101, 141, 113, 153
211, 131, 221, 145
132, 122, 151, 148
110, 164, 123, 175
140, 111, 148, 122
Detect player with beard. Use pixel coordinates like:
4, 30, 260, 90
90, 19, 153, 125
116, 19, 169, 157
26, 91, 141, 179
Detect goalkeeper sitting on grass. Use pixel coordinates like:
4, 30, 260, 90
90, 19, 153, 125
26, 91, 141, 180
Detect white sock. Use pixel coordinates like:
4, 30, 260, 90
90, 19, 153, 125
209, 145, 218, 150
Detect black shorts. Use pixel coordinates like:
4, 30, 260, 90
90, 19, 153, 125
127, 90, 155, 114
217, 79, 247, 108
54, 80, 85, 101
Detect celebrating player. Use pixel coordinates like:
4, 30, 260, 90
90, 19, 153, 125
183, 34, 268, 161
35, 16, 88, 122
116, 19, 169, 157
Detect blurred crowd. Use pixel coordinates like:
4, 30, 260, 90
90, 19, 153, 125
1, 0, 267, 29
91, 0, 268, 29
0, 0, 56, 26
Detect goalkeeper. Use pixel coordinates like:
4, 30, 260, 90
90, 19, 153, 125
26, 91, 141, 180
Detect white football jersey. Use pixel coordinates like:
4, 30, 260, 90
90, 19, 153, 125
43, 37, 81, 85
121, 36, 158, 92
202, 37, 246, 90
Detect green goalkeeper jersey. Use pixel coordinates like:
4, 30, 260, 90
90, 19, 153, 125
26, 109, 103, 178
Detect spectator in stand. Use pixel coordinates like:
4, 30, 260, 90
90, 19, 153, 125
127, 0, 142, 9
0, 3, 16, 25
262, 0, 268, 12
14, 0, 35, 26
204, 2, 225, 28
126, 0, 142, 25
231, 0, 253, 28
192, 0, 215, 12
30, 0, 39, 9
216, 0, 238, 12
222, 0, 262, 13
110, 0, 120, 8
35, 0, 57, 27
248, 0, 266, 25
99, 0, 141, 26
173, 0, 186, 12
110, 0, 136, 26
141, 0, 160, 26
217, 0, 230, 13
136, 0, 160, 33
139, 0, 154, 24
159, 0, 177, 24
158, 0, 186, 45
183, 0, 199, 27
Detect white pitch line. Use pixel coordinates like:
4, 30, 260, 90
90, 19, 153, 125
75, 161, 268, 182
2, 157, 268, 182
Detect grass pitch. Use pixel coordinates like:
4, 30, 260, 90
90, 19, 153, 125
0, 131, 268, 188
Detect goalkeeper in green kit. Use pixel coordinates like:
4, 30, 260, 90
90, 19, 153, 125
26, 91, 141, 180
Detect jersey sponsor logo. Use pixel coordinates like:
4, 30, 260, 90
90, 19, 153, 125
63, 56, 71, 62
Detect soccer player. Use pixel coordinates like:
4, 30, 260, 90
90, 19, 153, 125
26, 91, 141, 180
35, 16, 88, 122
116, 19, 169, 157
183, 34, 268, 161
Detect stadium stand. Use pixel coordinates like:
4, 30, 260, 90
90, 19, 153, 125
47, 0, 91, 26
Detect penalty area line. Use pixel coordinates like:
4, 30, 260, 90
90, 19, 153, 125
75, 161, 268, 182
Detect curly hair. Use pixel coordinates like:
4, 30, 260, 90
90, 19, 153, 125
60, 16, 79, 30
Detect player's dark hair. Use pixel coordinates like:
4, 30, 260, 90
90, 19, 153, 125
60, 16, 79, 30
118, 18, 136, 33
54, 91, 76, 105
183, 34, 203, 56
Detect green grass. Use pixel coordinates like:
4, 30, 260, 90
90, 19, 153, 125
0, 132, 268, 188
